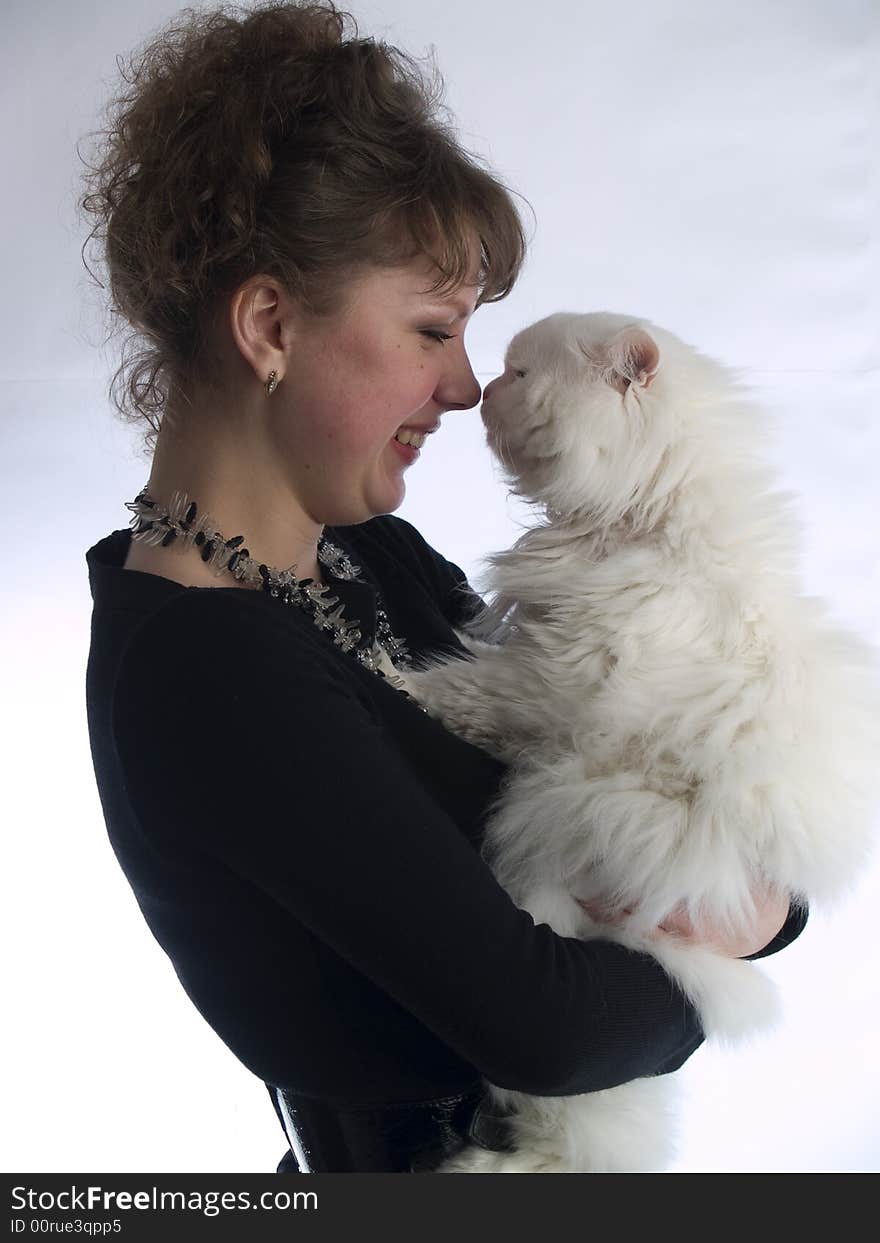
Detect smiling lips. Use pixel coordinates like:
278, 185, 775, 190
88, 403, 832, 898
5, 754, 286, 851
393, 421, 439, 449
393, 428, 428, 448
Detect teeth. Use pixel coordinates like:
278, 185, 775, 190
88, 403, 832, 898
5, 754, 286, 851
394, 429, 427, 448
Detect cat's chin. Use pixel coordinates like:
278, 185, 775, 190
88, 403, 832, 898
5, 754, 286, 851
488, 444, 564, 503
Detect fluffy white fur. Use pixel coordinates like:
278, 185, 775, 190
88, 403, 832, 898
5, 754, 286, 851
397, 311, 880, 1173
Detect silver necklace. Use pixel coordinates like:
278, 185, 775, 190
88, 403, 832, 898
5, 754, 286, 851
125, 487, 424, 705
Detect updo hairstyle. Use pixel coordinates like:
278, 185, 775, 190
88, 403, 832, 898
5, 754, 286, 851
77, 0, 528, 456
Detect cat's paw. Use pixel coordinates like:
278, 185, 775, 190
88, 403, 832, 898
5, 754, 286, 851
398, 667, 453, 716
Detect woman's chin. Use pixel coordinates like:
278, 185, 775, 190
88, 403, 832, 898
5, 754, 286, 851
367, 470, 406, 516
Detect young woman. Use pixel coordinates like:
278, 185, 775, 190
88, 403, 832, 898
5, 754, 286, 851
81, 1, 804, 1173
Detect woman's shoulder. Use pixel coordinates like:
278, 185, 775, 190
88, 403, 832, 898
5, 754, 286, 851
108, 581, 379, 753
85, 529, 362, 707
332, 512, 441, 574
334, 514, 481, 627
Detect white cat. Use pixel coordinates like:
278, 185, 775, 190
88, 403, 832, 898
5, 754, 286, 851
398, 311, 880, 1173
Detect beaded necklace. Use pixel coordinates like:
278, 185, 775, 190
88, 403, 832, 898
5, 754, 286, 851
125, 487, 424, 706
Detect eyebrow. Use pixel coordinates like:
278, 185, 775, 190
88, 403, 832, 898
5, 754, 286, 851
415, 290, 477, 318
420, 300, 476, 321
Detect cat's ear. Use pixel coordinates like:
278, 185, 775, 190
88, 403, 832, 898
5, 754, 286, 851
604, 326, 660, 395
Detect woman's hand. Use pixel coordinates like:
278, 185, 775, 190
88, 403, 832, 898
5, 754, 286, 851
576, 886, 790, 958
653, 889, 790, 957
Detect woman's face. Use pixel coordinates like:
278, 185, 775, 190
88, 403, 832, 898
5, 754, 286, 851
271, 254, 482, 527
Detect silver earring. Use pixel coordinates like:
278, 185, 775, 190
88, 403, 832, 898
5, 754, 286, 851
266, 370, 279, 396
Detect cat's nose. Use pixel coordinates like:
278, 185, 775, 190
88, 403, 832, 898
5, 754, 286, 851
482, 377, 499, 403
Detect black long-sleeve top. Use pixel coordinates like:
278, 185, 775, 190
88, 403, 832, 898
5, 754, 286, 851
84, 513, 805, 1107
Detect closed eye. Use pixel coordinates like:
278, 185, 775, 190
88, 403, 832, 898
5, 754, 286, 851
421, 330, 455, 344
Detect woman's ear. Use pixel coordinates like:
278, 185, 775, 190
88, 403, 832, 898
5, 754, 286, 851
228, 275, 302, 386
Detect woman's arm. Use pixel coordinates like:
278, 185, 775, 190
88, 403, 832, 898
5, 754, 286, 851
113, 588, 702, 1099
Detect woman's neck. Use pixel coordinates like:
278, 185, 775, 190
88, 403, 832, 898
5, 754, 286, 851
137, 413, 325, 585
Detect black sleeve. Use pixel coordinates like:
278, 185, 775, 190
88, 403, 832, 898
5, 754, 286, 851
743, 899, 809, 961
112, 591, 702, 1098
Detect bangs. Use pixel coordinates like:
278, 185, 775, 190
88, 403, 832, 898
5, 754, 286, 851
366, 148, 528, 309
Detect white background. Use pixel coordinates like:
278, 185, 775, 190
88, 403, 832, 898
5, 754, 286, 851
2, 0, 878, 1173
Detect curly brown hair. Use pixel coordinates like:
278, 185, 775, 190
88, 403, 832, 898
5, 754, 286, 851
76, 0, 529, 455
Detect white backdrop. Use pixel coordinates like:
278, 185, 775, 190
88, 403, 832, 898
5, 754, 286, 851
2, 0, 878, 1173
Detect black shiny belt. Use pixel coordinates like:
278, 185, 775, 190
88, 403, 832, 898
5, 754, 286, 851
267, 1082, 516, 1173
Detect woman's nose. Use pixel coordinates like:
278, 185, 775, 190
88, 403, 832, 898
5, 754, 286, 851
438, 348, 482, 412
